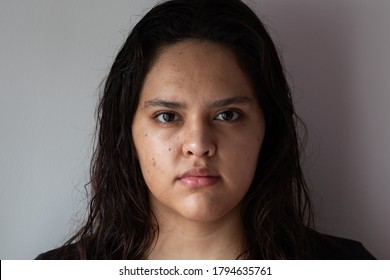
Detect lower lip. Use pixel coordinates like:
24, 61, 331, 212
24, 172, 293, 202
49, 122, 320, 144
178, 176, 220, 187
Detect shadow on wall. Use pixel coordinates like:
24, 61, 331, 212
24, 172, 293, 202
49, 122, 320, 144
251, 0, 388, 259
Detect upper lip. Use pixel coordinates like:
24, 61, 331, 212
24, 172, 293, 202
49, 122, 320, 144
179, 167, 220, 178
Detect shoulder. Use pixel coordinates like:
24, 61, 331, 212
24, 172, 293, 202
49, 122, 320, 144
35, 243, 80, 260
310, 230, 376, 260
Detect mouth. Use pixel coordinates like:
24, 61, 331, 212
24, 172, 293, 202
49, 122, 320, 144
178, 167, 221, 187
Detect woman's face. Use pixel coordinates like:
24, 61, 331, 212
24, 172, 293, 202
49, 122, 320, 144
132, 40, 265, 223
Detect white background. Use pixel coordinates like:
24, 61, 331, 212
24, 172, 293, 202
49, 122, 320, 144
1, 0, 389, 259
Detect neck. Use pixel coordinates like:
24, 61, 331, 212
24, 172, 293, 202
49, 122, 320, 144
146, 207, 246, 260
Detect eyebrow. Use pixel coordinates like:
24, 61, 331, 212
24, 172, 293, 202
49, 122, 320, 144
143, 96, 253, 109
209, 96, 253, 108
144, 99, 187, 109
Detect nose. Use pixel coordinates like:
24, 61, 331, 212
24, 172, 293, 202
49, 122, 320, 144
182, 121, 216, 158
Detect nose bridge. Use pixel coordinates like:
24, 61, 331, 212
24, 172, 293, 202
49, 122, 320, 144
182, 115, 215, 157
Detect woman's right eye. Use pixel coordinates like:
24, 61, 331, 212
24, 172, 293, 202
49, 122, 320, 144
154, 112, 180, 123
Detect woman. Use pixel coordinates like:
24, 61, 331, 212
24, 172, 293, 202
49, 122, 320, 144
37, 0, 374, 259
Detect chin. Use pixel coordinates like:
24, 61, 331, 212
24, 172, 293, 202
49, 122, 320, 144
178, 202, 237, 224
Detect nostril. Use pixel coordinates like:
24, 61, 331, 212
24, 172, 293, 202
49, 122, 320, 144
182, 140, 216, 158
181, 126, 216, 158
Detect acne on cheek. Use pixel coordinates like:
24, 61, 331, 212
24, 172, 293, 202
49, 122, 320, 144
150, 155, 165, 174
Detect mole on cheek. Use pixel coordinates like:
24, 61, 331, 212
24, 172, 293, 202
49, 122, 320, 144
152, 158, 156, 167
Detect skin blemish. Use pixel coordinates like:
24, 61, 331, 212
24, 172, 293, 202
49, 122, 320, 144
152, 158, 156, 167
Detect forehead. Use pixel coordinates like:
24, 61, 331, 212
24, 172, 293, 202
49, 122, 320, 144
141, 39, 255, 101
154, 39, 236, 66
150, 40, 238, 75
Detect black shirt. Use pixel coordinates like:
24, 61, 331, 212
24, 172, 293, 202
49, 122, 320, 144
35, 231, 376, 260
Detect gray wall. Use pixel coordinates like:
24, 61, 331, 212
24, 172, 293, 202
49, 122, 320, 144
1, 0, 389, 259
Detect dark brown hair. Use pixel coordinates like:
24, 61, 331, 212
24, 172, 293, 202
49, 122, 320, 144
66, 0, 313, 259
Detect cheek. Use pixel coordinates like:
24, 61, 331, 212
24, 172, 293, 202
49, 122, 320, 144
135, 132, 177, 179
233, 144, 259, 180
138, 140, 161, 173
227, 130, 264, 185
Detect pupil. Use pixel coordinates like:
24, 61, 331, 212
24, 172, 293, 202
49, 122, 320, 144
163, 113, 172, 122
222, 112, 233, 120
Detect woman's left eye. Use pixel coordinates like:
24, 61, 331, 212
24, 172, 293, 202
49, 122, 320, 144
214, 111, 242, 121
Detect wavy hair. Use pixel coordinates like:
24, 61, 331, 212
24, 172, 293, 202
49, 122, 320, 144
66, 0, 314, 259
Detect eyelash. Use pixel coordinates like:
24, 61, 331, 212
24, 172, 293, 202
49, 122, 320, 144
153, 110, 243, 124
